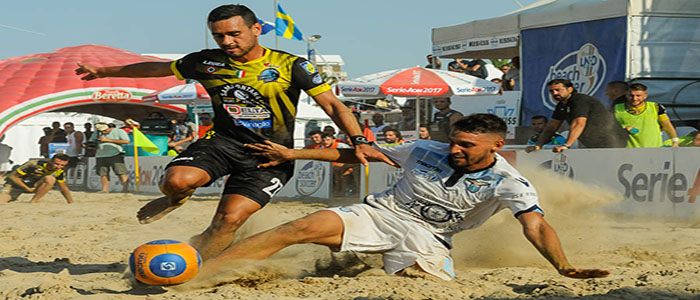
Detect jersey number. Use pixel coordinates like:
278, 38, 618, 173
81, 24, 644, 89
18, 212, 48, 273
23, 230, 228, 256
262, 177, 284, 197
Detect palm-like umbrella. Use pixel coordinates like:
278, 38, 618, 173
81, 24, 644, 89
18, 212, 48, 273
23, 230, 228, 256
337, 66, 500, 138
338, 66, 500, 98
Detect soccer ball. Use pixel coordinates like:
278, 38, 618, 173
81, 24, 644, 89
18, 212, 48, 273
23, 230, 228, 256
129, 239, 202, 285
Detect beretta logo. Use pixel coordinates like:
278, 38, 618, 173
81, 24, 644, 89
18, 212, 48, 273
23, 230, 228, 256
541, 43, 606, 110
92, 89, 132, 102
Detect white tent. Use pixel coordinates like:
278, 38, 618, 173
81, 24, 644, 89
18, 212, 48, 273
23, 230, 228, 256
432, 0, 700, 124
432, 0, 700, 78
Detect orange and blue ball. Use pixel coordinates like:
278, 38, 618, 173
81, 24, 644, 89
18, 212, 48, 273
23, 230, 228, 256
129, 239, 201, 285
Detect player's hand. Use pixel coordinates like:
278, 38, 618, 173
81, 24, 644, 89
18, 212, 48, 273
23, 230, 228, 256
25, 187, 36, 193
354, 144, 398, 167
552, 145, 568, 153
558, 267, 610, 279
245, 140, 294, 168
525, 145, 540, 153
75, 62, 104, 81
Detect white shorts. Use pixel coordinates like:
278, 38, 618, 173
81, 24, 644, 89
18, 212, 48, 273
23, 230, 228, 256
326, 204, 455, 280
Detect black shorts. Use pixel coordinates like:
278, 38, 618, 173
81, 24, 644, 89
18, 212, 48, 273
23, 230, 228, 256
166, 133, 293, 206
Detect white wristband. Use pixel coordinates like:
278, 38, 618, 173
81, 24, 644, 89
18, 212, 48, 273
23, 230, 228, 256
671, 137, 680, 143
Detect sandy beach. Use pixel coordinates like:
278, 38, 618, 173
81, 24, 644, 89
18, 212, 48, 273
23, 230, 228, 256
1, 168, 699, 300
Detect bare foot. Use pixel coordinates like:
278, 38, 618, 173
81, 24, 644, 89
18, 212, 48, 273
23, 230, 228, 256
137, 196, 187, 224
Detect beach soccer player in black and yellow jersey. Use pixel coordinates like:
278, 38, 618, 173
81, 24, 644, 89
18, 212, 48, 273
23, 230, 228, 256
75, 4, 394, 261
0, 154, 74, 204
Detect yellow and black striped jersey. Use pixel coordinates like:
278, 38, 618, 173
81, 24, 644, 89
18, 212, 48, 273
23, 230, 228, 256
171, 47, 331, 147
6, 160, 65, 187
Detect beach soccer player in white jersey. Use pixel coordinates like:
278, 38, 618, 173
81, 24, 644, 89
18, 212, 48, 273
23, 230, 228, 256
201, 113, 610, 280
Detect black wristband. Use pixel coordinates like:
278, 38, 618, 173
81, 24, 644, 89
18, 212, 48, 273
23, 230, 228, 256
350, 135, 369, 146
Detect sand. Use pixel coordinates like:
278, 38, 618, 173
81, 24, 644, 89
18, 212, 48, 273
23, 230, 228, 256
1, 168, 700, 300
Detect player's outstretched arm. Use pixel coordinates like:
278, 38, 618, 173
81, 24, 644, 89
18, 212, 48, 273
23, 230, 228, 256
517, 211, 610, 279
74, 61, 174, 81
246, 140, 363, 168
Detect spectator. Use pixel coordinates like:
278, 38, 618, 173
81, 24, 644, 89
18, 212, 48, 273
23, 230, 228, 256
500, 64, 510, 74
425, 54, 441, 69
527, 115, 566, 146
504, 56, 520, 91
430, 97, 463, 143
305, 130, 323, 149
614, 83, 679, 148
693, 131, 700, 147
38, 127, 55, 158
371, 113, 389, 137
50, 121, 67, 143
90, 122, 130, 193
320, 133, 351, 149
383, 128, 405, 144
63, 122, 84, 170
83, 122, 93, 143
526, 79, 628, 153
397, 106, 416, 131
466, 58, 488, 79
198, 113, 214, 139
168, 113, 196, 153
491, 78, 502, 85
0, 135, 13, 176
322, 125, 336, 137
0, 154, 73, 203
605, 81, 629, 109
419, 124, 431, 140
448, 59, 468, 73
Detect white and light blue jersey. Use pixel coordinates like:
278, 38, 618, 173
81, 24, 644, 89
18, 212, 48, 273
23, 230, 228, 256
365, 139, 542, 248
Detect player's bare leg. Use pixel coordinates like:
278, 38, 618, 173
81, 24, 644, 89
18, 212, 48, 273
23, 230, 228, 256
29, 176, 56, 203
137, 166, 210, 224
189, 194, 262, 261
200, 210, 344, 272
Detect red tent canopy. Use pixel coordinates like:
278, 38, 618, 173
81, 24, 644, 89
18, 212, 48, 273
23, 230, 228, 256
0, 44, 188, 136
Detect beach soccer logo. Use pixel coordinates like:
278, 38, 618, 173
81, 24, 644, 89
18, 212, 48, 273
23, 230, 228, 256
541, 43, 607, 110
296, 161, 326, 196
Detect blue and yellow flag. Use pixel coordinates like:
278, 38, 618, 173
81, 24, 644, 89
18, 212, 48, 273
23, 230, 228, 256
275, 4, 303, 41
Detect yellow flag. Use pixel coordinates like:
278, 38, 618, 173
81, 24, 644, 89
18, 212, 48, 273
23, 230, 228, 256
133, 127, 160, 154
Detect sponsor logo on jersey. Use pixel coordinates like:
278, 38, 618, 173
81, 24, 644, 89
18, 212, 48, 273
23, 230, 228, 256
202, 60, 226, 67
258, 68, 281, 83
219, 84, 263, 104
264, 62, 280, 68
465, 178, 490, 193
312, 74, 323, 84
300, 61, 317, 75
205, 66, 218, 74
410, 168, 440, 182
224, 104, 271, 119
91, 89, 132, 102
541, 43, 606, 110
233, 119, 271, 129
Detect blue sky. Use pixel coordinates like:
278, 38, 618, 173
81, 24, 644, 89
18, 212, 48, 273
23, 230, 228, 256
1, 0, 537, 78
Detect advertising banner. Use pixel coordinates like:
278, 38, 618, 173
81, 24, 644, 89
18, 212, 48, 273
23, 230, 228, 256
432, 33, 520, 57
521, 17, 626, 123
77, 157, 332, 199
516, 148, 700, 218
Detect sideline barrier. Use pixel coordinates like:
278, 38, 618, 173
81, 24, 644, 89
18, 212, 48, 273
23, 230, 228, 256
67, 148, 700, 218
70, 157, 332, 199
515, 148, 700, 218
